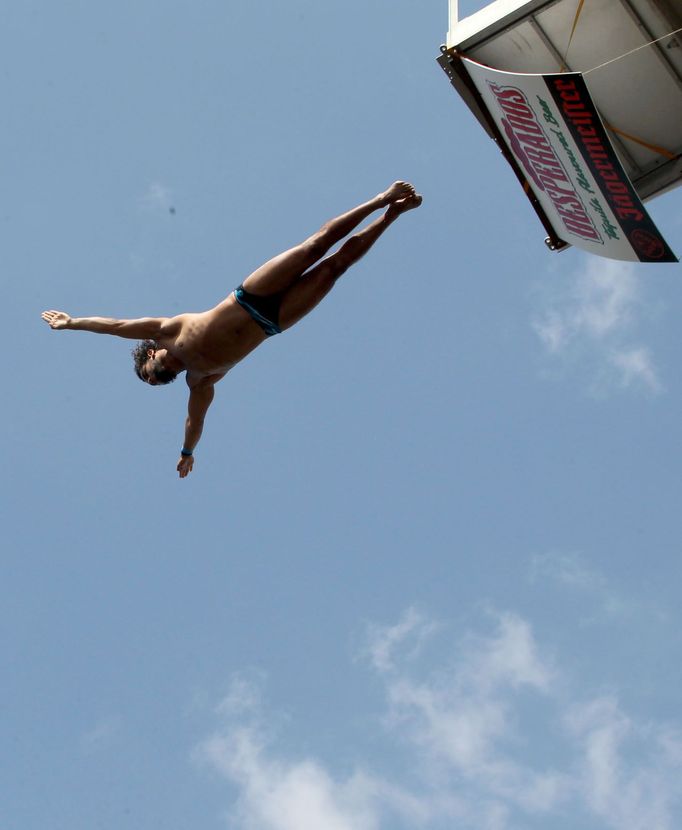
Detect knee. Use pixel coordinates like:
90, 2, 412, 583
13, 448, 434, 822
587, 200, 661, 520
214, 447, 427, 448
304, 231, 330, 260
325, 255, 350, 281
340, 236, 363, 258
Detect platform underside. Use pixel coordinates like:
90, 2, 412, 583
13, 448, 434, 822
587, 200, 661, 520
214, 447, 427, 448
444, 0, 682, 201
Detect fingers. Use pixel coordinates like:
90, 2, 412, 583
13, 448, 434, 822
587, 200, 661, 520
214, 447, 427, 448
177, 456, 194, 478
41, 310, 64, 328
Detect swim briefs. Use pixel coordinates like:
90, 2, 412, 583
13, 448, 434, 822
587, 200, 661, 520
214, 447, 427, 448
233, 284, 282, 336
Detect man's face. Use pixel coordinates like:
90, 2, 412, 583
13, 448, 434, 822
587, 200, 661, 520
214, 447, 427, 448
143, 348, 168, 385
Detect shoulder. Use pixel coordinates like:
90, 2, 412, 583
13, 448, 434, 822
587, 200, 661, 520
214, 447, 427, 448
159, 314, 187, 336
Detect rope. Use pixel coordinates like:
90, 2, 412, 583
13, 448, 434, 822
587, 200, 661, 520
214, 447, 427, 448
584, 26, 682, 75
583, 26, 682, 160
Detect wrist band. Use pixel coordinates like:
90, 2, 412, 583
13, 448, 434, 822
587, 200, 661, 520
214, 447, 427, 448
181, 448, 194, 456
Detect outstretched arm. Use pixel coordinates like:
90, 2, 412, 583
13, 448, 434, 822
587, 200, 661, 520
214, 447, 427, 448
176, 383, 216, 479
42, 310, 168, 340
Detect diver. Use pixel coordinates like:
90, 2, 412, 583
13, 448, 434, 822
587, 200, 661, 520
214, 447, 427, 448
42, 182, 422, 477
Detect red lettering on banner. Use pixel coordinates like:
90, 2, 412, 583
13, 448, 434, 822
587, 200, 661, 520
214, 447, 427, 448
584, 142, 608, 161
551, 193, 583, 209
551, 76, 649, 232
536, 163, 567, 183
618, 206, 645, 221
492, 87, 526, 104
514, 131, 553, 151
561, 90, 581, 103
526, 146, 560, 167
507, 115, 543, 136
564, 216, 598, 236
606, 181, 628, 195
489, 81, 600, 242
500, 102, 535, 119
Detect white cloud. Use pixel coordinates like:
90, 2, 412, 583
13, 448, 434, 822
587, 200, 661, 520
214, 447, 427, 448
201, 730, 377, 830
194, 691, 429, 830
376, 611, 566, 821
531, 551, 605, 592
529, 551, 670, 626
466, 612, 553, 693
215, 671, 267, 718
529, 552, 626, 620
194, 609, 682, 830
363, 606, 438, 673
609, 346, 662, 393
533, 258, 662, 394
535, 259, 637, 350
566, 697, 682, 830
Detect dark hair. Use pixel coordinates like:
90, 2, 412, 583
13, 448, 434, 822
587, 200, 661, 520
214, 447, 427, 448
131, 340, 178, 385
132, 340, 157, 381
152, 368, 177, 385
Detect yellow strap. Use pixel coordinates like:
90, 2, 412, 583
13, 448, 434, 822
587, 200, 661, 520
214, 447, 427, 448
560, 0, 586, 70
566, 0, 586, 55
604, 121, 677, 160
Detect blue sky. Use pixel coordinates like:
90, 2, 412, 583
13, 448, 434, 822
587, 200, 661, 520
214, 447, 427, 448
4, 1, 682, 829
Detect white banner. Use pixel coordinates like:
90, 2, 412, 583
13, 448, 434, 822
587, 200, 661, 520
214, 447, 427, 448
462, 59, 677, 263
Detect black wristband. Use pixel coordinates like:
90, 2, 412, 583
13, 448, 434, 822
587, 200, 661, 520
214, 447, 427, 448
181, 448, 194, 457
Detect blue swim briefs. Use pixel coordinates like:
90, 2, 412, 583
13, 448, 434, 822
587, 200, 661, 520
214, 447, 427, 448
233, 284, 282, 337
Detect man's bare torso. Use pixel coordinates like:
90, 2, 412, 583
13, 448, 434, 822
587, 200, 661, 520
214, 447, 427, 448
158, 294, 266, 387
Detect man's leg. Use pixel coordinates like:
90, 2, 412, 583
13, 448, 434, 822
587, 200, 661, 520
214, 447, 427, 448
278, 192, 422, 331
241, 182, 417, 297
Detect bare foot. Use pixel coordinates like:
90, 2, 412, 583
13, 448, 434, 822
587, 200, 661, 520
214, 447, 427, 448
381, 181, 416, 205
386, 193, 422, 220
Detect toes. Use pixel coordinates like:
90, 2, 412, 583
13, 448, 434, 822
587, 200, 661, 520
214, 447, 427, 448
388, 181, 414, 197
384, 181, 418, 206
392, 193, 422, 213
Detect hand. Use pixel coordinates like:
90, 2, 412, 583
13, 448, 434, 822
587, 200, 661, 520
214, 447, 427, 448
177, 453, 194, 478
41, 310, 72, 330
